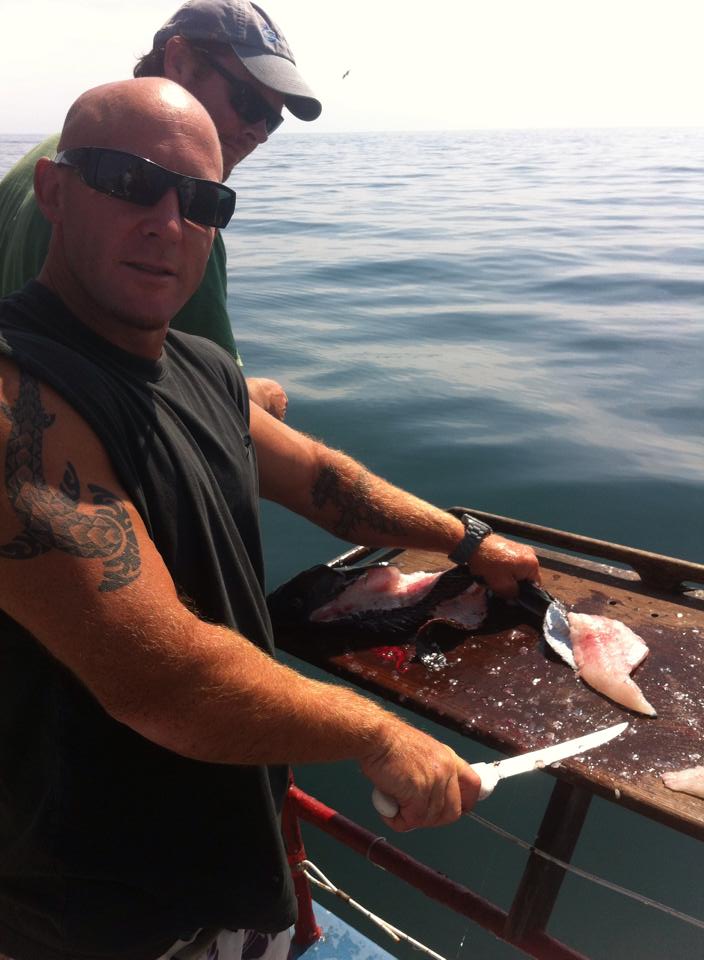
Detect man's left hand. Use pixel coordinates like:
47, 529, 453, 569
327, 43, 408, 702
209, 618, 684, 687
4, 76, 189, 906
246, 377, 288, 421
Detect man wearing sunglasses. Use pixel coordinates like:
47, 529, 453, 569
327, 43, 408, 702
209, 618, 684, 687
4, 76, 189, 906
0, 77, 539, 960
0, 0, 321, 420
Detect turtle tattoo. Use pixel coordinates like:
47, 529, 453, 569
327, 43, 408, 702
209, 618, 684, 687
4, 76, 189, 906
0, 369, 140, 592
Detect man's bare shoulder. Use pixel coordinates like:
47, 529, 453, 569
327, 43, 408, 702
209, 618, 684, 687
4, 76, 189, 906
0, 355, 192, 724
0, 356, 144, 597
0, 355, 127, 501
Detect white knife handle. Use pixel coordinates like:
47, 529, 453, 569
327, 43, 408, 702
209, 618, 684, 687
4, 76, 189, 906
371, 787, 400, 818
469, 762, 500, 801
371, 762, 499, 819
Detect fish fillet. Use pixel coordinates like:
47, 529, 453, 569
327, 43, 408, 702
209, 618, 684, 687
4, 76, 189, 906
662, 766, 704, 800
567, 612, 656, 716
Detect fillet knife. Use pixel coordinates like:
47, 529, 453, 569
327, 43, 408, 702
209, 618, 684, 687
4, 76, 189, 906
372, 720, 628, 817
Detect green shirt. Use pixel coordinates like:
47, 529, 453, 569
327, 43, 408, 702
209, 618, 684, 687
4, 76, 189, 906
0, 134, 241, 362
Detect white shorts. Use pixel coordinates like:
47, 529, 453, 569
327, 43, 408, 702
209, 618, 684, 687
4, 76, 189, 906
0, 928, 292, 960
159, 927, 292, 960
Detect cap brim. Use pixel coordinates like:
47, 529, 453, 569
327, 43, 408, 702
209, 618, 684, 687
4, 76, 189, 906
233, 49, 322, 121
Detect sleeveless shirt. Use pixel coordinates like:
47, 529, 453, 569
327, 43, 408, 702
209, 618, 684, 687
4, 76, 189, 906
0, 282, 295, 960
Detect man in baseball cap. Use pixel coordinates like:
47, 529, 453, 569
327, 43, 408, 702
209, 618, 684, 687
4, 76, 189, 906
0, 0, 320, 419
152, 0, 322, 126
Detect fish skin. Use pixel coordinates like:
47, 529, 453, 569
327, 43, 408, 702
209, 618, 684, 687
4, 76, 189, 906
662, 766, 704, 799
267, 562, 487, 637
543, 601, 576, 668
567, 612, 657, 717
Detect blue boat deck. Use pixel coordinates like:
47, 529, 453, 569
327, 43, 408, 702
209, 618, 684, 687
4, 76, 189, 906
291, 903, 396, 960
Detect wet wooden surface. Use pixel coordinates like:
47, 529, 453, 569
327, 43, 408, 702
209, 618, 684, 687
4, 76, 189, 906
273, 546, 704, 841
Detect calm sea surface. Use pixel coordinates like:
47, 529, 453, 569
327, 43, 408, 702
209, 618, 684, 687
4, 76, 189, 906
1, 128, 702, 959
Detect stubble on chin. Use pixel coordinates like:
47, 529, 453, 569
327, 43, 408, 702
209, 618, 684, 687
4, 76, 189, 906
222, 156, 238, 181
114, 311, 170, 332
222, 141, 255, 179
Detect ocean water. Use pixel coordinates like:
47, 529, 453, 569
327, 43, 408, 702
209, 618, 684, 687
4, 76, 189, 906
1, 128, 703, 959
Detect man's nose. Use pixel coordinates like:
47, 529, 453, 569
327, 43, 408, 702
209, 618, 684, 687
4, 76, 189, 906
140, 188, 184, 238
244, 118, 269, 145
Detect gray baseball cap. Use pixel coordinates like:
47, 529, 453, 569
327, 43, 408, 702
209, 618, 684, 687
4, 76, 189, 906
154, 0, 322, 121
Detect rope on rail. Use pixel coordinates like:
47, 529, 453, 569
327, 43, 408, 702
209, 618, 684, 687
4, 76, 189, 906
301, 859, 450, 960
468, 812, 704, 932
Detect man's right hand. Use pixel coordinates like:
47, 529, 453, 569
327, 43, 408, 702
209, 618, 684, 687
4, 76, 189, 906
359, 718, 481, 831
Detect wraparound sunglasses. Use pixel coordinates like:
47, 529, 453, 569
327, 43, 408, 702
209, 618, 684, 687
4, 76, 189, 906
54, 147, 237, 229
192, 47, 284, 135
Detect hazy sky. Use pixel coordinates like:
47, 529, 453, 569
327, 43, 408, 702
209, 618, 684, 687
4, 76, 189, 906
2, 0, 703, 134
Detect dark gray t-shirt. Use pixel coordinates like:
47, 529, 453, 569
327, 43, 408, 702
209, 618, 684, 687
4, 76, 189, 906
0, 282, 294, 960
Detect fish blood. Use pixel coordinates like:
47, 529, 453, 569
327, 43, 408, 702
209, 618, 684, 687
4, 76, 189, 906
373, 645, 411, 671
567, 612, 656, 716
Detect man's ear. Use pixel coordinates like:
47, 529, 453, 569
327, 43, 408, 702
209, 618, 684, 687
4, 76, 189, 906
33, 157, 64, 225
163, 36, 199, 86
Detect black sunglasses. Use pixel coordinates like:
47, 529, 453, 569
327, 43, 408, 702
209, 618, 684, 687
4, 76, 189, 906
54, 147, 237, 229
193, 47, 284, 135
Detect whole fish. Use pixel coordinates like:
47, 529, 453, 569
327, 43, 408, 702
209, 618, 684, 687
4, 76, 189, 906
267, 562, 488, 636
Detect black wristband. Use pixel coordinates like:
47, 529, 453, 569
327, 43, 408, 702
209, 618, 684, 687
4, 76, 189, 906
448, 513, 493, 565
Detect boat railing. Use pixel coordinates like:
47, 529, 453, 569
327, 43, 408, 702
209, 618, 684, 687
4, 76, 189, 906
283, 779, 591, 960
328, 507, 704, 596
283, 779, 704, 960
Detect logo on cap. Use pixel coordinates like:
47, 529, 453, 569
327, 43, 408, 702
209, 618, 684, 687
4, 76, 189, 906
262, 25, 278, 44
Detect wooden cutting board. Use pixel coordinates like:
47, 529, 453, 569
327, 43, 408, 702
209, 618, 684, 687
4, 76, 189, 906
273, 544, 704, 841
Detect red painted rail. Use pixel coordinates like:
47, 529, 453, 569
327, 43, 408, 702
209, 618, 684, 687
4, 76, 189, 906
285, 784, 589, 960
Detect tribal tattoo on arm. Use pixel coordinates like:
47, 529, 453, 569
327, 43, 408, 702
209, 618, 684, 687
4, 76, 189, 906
311, 464, 405, 540
0, 370, 140, 592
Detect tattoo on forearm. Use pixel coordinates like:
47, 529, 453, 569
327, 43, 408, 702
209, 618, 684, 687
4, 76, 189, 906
0, 370, 140, 592
311, 464, 404, 540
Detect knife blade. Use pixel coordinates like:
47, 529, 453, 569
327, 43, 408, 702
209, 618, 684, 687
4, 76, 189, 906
470, 720, 628, 799
516, 579, 557, 617
371, 721, 628, 817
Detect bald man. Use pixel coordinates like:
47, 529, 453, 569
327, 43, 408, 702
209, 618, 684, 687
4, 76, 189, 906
0, 79, 539, 960
0, 0, 322, 421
